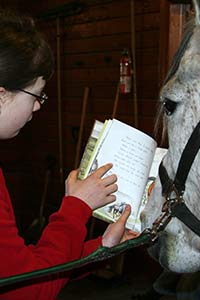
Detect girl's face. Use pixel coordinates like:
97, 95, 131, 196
0, 76, 46, 139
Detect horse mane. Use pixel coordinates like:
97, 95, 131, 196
154, 17, 196, 146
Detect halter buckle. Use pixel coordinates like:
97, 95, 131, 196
162, 183, 184, 214
143, 210, 172, 243
144, 184, 184, 243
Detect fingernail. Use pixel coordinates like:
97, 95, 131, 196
125, 204, 131, 210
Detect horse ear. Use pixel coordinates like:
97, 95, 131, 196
193, 0, 200, 26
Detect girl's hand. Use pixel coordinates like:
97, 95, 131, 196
65, 163, 118, 210
102, 204, 139, 247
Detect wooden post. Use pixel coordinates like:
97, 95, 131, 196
112, 82, 120, 119
159, 0, 170, 85
74, 87, 90, 168
168, 3, 191, 66
56, 17, 64, 184
130, 0, 138, 128
159, 1, 191, 85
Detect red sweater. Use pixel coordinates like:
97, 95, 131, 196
0, 168, 102, 300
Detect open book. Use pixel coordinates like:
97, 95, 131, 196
78, 119, 167, 232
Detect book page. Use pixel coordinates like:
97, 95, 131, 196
133, 147, 168, 232
91, 119, 157, 231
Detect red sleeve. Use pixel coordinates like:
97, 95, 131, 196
70, 237, 111, 281
0, 167, 101, 300
81, 236, 102, 257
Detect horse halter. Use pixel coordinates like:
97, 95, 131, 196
146, 121, 200, 242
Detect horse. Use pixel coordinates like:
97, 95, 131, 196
141, 0, 200, 276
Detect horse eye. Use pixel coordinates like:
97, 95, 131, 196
162, 98, 177, 116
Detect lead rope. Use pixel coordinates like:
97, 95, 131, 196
8, 119, 200, 287
0, 232, 151, 287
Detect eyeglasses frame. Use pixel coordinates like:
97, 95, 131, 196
17, 88, 48, 105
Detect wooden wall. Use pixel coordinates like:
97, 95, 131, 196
0, 0, 193, 283
34, 0, 163, 176
0, 0, 170, 231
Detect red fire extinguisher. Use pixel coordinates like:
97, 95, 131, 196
120, 48, 132, 94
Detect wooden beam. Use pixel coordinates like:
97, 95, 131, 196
169, 0, 191, 3
168, 4, 190, 67
159, 1, 191, 85
159, 0, 170, 86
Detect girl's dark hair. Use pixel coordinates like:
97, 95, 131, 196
0, 9, 54, 90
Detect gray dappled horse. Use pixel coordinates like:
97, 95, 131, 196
141, 0, 200, 283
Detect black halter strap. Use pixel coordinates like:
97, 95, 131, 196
159, 121, 200, 237
174, 121, 200, 193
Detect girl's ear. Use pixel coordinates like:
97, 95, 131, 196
0, 87, 6, 113
0, 87, 8, 104
0, 87, 6, 93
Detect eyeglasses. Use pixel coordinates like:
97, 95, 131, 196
18, 88, 48, 105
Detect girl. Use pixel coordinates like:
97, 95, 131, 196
0, 8, 136, 300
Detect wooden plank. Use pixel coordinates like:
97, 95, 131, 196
138, 99, 159, 116
136, 29, 159, 49
135, 0, 160, 14
137, 82, 159, 98
47, 77, 159, 101
62, 51, 121, 69
135, 13, 160, 31
63, 14, 160, 39
47, 29, 159, 56
31, 0, 160, 20
89, 98, 135, 115
136, 48, 159, 65
137, 116, 156, 136
65, 1, 130, 23
60, 48, 159, 70
38, 7, 159, 39
61, 64, 158, 85
64, 17, 131, 39
61, 96, 158, 118
57, 33, 131, 54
